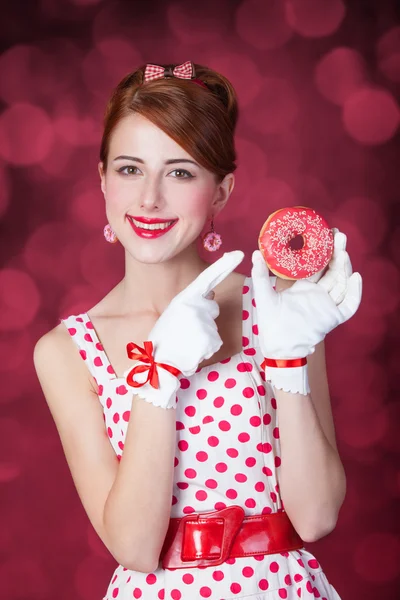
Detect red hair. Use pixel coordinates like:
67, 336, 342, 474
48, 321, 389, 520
99, 63, 239, 182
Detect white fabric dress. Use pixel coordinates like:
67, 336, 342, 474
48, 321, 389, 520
61, 275, 341, 600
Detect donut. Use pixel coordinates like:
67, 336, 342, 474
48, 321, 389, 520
258, 206, 334, 280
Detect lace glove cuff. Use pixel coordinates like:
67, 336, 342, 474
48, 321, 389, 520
261, 358, 310, 396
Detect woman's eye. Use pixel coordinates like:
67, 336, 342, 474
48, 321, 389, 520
171, 169, 193, 179
118, 165, 139, 175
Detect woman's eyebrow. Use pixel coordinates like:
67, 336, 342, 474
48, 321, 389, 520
112, 155, 199, 166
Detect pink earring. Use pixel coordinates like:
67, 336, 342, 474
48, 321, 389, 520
202, 218, 222, 252
104, 223, 118, 243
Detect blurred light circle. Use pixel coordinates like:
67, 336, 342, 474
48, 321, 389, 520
0, 163, 11, 218
38, 135, 74, 178
24, 222, 83, 284
314, 47, 367, 106
247, 177, 297, 225
377, 26, 400, 83
54, 99, 101, 148
167, 0, 231, 44
342, 87, 400, 145
0, 557, 49, 598
0, 269, 40, 331
296, 175, 334, 210
0, 103, 54, 166
235, 0, 293, 50
0, 329, 31, 374
334, 196, 388, 252
245, 78, 298, 134
285, 0, 346, 38
354, 533, 400, 583
329, 359, 387, 412
87, 523, 110, 558
0, 418, 23, 482
70, 187, 105, 230
207, 54, 263, 107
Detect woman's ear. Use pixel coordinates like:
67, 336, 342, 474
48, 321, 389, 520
212, 173, 235, 216
98, 161, 106, 196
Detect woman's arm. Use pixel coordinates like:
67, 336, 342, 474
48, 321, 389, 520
273, 278, 346, 543
34, 324, 176, 573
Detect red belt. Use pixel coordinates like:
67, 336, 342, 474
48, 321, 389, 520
160, 505, 304, 569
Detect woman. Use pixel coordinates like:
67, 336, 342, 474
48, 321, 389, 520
34, 61, 362, 599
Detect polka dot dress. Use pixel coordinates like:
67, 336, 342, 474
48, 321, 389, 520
62, 276, 341, 600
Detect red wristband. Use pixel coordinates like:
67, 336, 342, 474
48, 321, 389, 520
126, 341, 182, 389
261, 357, 307, 370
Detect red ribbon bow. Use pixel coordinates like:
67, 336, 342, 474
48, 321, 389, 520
126, 341, 182, 389
144, 61, 194, 82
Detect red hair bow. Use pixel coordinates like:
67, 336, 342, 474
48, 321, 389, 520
126, 341, 182, 389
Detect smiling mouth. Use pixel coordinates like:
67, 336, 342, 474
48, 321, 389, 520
128, 216, 177, 230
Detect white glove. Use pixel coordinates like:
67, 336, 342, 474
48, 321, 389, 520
251, 229, 362, 395
124, 250, 244, 409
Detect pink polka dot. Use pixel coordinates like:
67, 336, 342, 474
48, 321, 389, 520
158, 590, 165, 599
185, 405, 196, 417
294, 574, 303, 582
243, 285, 250, 294
214, 396, 225, 408
237, 361, 253, 372
250, 416, 261, 427
196, 490, 208, 501
189, 425, 200, 434
79, 349, 87, 360
122, 410, 130, 422
207, 371, 219, 381
259, 579, 269, 591
275, 456, 282, 467
93, 356, 103, 367
185, 468, 197, 478
270, 561, 280, 573
97, 384, 103, 396
263, 413, 272, 425
227, 447, 239, 458
182, 574, 194, 584
243, 387, 254, 398
244, 347, 256, 356
171, 590, 181, 599
176, 421, 185, 431
96, 342, 103, 351
202, 415, 214, 424
285, 574, 292, 586
219, 420, 231, 431
242, 309, 249, 320
180, 378, 190, 389
273, 426, 280, 438
178, 440, 188, 451
226, 488, 238, 499
216, 462, 228, 473
116, 385, 128, 395
145, 574, 156, 584
112, 587, 119, 597
197, 388, 207, 399
133, 588, 142, 598
231, 404, 243, 416
215, 501, 227, 510
205, 479, 218, 489
84, 333, 93, 342
242, 566, 254, 577
271, 492, 277, 502
113, 412, 120, 423
177, 482, 188, 489
235, 473, 247, 483
212, 570, 224, 581
199, 587, 212, 597
183, 506, 195, 514
106, 397, 112, 408
207, 436, 219, 447
308, 558, 320, 569
68, 327, 76, 335
196, 451, 208, 462
230, 582, 242, 594
279, 589, 288, 599
255, 481, 265, 492
107, 427, 113, 438
225, 378, 237, 388
245, 498, 256, 508
252, 324, 259, 335
257, 384, 266, 396
252, 298, 256, 307
246, 457, 256, 467
242, 335, 250, 346
263, 466, 273, 476
238, 432, 250, 443
271, 397, 277, 409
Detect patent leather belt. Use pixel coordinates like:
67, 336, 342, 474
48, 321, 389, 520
160, 505, 304, 569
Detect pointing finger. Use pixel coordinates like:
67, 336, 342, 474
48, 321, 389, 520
181, 250, 244, 299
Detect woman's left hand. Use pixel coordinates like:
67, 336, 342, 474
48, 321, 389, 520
251, 229, 362, 395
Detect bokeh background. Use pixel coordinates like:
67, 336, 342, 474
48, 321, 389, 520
0, 0, 399, 598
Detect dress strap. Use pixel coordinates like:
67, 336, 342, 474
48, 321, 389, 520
60, 314, 116, 386
241, 275, 277, 352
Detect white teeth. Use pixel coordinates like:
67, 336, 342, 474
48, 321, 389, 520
131, 218, 175, 230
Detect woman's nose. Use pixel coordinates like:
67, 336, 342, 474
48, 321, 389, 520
140, 178, 164, 210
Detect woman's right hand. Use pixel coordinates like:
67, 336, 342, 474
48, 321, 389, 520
124, 250, 244, 408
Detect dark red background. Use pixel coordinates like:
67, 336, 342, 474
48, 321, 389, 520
0, 1, 399, 599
